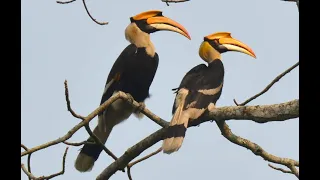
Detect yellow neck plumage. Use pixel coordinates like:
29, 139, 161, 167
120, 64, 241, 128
198, 41, 221, 63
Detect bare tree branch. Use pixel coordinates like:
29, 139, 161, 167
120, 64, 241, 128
21, 81, 166, 157
128, 147, 162, 167
84, 124, 126, 172
21, 164, 37, 180
215, 120, 299, 178
63, 140, 89, 146
57, 0, 108, 25
191, 99, 299, 126
21, 144, 32, 180
22, 80, 298, 180
56, 0, 76, 4
64, 80, 85, 120
234, 62, 299, 106
96, 98, 298, 180
97, 128, 166, 180
268, 163, 295, 174
288, 165, 299, 178
65, 80, 122, 166
81, 0, 108, 25
162, 0, 190, 6
127, 147, 162, 180
21, 81, 125, 156
22, 82, 297, 158
21, 147, 69, 180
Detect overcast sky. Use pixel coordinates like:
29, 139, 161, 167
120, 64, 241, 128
21, 0, 299, 180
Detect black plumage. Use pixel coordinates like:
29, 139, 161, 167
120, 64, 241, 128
100, 44, 159, 105
162, 32, 256, 154
74, 10, 190, 172
80, 44, 159, 162
172, 60, 224, 114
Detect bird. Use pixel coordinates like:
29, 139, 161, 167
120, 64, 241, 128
162, 32, 256, 154
74, 10, 191, 172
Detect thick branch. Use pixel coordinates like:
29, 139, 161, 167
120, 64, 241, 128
21, 81, 166, 157
234, 62, 299, 106
216, 120, 299, 178
190, 99, 299, 126
96, 99, 299, 179
65, 80, 121, 164
96, 128, 167, 180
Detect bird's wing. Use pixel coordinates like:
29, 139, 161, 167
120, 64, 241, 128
100, 44, 138, 106
171, 64, 208, 114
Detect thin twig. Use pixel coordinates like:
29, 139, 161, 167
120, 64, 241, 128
127, 147, 162, 179
66, 80, 124, 171
128, 147, 162, 167
84, 125, 119, 161
21, 144, 32, 180
28, 152, 32, 180
82, 0, 108, 25
64, 80, 85, 120
234, 62, 299, 106
162, 0, 190, 6
63, 140, 94, 146
21, 164, 37, 179
84, 125, 126, 172
56, 0, 76, 4
21, 144, 28, 151
127, 167, 133, 180
21, 80, 166, 157
21, 147, 69, 180
215, 120, 299, 178
57, 0, 108, 25
268, 164, 294, 174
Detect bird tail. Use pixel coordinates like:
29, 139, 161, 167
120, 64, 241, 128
74, 116, 113, 172
162, 91, 189, 154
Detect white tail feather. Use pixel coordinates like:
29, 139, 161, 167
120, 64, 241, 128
162, 89, 189, 154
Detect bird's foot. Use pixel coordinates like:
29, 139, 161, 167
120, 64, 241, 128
134, 102, 145, 119
134, 102, 146, 114
125, 93, 135, 104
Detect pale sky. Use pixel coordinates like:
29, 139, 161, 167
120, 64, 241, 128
21, 0, 299, 180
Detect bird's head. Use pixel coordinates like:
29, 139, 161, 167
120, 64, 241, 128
199, 32, 256, 63
128, 10, 191, 40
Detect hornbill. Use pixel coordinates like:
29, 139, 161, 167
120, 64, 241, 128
162, 32, 256, 154
74, 10, 190, 172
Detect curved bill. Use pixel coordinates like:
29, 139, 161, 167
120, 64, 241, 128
219, 37, 256, 58
147, 16, 191, 40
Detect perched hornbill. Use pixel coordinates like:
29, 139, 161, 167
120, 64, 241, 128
162, 32, 256, 154
74, 10, 191, 172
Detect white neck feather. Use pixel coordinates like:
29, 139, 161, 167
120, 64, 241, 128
125, 23, 156, 57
